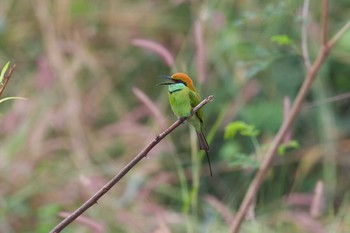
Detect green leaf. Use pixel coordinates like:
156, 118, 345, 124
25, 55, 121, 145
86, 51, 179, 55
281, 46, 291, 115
0, 97, 27, 104
271, 35, 292, 45
0, 61, 10, 84
278, 140, 299, 155
224, 121, 260, 139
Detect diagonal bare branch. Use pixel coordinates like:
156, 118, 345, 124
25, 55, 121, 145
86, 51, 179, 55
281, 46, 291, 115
50, 95, 214, 233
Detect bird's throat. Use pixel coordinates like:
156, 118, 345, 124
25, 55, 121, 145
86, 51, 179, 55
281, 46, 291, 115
168, 83, 185, 94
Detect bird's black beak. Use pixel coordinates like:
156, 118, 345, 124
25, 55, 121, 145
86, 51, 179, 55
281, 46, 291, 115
157, 75, 175, 86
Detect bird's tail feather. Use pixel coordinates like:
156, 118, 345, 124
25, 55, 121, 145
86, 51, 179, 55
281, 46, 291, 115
196, 130, 213, 176
196, 130, 209, 151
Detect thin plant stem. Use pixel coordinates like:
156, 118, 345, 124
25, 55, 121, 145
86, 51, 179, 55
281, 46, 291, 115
173, 154, 192, 233
322, 0, 328, 47
303, 92, 350, 109
328, 19, 350, 48
250, 136, 261, 157
190, 127, 199, 233
301, 0, 312, 70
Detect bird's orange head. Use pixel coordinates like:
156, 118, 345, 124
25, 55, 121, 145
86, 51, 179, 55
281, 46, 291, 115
170, 73, 196, 91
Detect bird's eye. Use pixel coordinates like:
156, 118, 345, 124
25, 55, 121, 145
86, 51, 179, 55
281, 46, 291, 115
175, 80, 187, 86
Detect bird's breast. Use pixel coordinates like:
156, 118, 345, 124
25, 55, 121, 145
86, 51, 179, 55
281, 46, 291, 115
168, 89, 192, 117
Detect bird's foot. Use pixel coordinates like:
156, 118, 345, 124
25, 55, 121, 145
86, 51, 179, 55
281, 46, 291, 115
179, 117, 188, 123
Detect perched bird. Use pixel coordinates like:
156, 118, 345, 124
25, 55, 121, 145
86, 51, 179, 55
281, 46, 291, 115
160, 72, 212, 176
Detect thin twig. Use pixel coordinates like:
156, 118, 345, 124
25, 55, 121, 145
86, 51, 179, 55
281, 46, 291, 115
0, 64, 16, 97
328, 19, 350, 48
303, 92, 350, 109
229, 0, 348, 232
283, 96, 292, 143
50, 95, 214, 233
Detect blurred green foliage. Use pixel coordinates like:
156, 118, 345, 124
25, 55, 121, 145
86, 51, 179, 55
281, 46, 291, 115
0, 61, 9, 84
0, 0, 350, 232
271, 35, 293, 45
225, 121, 260, 138
278, 140, 299, 156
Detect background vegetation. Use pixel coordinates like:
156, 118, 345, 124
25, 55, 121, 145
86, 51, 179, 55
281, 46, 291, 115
0, 0, 350, 232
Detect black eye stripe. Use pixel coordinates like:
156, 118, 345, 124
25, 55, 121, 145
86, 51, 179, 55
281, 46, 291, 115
175, 80, 187, 86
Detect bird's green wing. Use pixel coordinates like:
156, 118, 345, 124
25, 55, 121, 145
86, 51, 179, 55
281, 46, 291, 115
189, 90, 204, 123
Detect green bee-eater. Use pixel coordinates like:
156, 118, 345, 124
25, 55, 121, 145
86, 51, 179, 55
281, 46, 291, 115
160, 72, 212, 176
